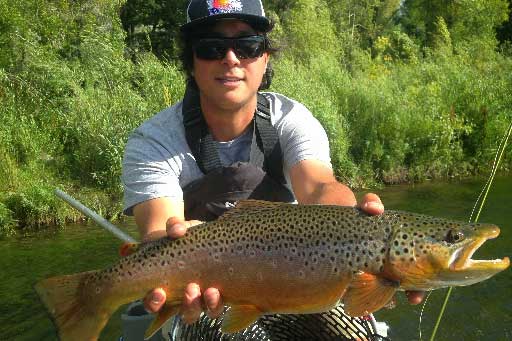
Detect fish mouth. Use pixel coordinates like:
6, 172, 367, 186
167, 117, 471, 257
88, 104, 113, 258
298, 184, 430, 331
449, 225, 510, 272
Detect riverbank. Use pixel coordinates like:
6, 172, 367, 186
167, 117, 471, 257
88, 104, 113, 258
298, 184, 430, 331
1, 1, 511, 236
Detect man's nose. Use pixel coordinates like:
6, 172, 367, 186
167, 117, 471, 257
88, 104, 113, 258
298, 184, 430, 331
222, 48, 241, 66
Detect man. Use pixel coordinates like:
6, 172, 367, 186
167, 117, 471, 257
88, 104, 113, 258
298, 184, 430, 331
122, 0, 423, 337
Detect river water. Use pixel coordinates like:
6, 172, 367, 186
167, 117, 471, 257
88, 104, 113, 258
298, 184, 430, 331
0, 176, 510, 340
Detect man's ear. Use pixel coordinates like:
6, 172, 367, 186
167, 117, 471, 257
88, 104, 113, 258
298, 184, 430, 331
263, 52, 270, 68
259, 60, 273, 90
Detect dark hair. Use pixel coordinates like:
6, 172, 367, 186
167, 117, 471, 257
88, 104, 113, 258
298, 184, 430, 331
178, 20, 278, 90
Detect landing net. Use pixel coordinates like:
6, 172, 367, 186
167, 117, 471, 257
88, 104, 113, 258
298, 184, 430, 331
170, 305, 390, 341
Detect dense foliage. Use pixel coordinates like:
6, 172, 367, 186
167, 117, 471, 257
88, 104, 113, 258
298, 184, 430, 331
1, 0, 511, 235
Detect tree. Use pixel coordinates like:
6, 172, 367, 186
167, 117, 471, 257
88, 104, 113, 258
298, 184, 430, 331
400, 0, 509, 51
496, 0, 512, 46
120, 0, 188, 60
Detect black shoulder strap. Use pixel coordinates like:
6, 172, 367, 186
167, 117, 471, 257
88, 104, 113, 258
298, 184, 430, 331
253, 93, 286, 184
182, 81, 222, 173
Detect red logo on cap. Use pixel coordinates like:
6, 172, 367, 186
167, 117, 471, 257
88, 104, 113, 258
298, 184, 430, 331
213, 0, 229, 8
209, 0, 242, 13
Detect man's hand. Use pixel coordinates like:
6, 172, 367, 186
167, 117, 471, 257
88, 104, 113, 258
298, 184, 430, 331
142, 217, 224, 323
358, 193, 384, 215
359, 193, 425, 306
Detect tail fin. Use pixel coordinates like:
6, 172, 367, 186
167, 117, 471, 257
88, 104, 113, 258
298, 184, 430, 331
35, 270, 113, 341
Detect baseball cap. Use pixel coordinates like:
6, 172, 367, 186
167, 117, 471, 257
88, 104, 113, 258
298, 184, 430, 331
181, 0, 271, 33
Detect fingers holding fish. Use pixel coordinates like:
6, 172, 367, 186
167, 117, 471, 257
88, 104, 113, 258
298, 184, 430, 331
359, 193, 384, 215
182, 283, 203, 324
405, 290, 425, 305
166, 216, 203, 239
204, 287, 224, 319
143, 287, 167, 313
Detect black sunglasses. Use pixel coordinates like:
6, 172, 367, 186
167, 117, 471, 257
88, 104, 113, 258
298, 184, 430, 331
193, 35, 266, 60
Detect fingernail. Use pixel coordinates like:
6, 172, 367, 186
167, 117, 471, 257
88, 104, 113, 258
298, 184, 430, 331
368, 202, 383, 210
169, 223, 188, 239
173, 223, 186, 230
151, 294, 161, 305
205, 291, 219, 308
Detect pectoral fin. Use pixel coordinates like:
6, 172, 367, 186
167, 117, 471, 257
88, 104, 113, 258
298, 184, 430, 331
343, 272, 398, 317
144, 303, 180, 340
221, 305, 262, 334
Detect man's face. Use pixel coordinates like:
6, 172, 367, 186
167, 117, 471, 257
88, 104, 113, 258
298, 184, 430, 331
192, 20, 269, 112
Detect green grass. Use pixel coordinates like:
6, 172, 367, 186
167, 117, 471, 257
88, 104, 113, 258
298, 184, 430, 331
0, 0, 511, 233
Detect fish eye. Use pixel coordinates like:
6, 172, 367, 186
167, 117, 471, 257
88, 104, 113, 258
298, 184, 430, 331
445, 229, 464, 243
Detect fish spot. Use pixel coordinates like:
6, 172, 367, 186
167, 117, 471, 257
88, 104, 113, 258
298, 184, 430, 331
213, 253, 222, 263
177, 260, 186, 270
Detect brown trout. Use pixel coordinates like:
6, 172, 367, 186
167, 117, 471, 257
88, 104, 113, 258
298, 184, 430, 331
35, 200, 509, 340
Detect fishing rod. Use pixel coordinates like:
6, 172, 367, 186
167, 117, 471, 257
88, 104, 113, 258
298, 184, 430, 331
54, 189, 137, 243
429, 120, 512, 341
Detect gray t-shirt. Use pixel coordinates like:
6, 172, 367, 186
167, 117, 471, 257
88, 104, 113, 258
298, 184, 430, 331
122, 92, 331, 215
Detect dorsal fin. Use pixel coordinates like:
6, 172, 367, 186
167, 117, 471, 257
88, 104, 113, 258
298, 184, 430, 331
217, 200, 289, 220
